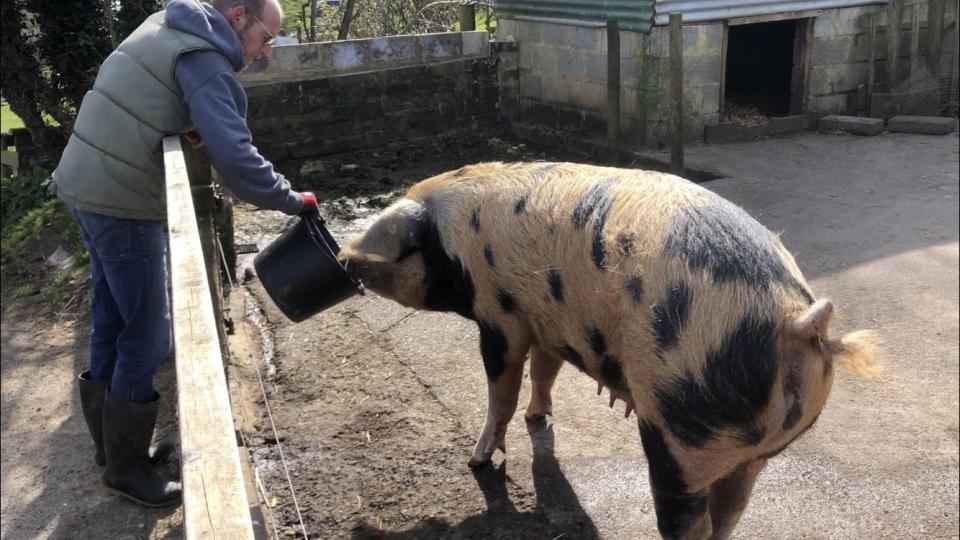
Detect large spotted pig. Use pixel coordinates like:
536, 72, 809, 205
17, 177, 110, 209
339, 162, 879, 539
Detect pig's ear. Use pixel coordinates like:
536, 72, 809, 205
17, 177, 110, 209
788, 299, 834, 340
341, 199, 426, 262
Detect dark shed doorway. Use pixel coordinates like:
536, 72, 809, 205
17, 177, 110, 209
723, 18, 810, 120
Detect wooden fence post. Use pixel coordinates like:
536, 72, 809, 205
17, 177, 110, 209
909, 3, 921, 76
669, 12, 684, 175
867, 11, 877, 110
181, 140, 228, 357
460, 3, 476, 31
607, 19, 621, 164
886, 0, 902, 88
927, 0, 946, 84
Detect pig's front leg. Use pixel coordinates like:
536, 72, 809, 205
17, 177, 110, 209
469, 320, 530, 467
525, 346, 563, 422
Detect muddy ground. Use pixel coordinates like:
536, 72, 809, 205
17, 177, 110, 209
2, 129, 957, 539
231, 131, 959, 539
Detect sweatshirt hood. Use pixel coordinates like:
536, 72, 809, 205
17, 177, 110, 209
165, 0, 245, 71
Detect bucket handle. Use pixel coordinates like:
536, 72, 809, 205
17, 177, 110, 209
301, 213, 366, 296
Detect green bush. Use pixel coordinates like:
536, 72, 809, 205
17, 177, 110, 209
1, 167, 52, 231
1, 168, 88, 307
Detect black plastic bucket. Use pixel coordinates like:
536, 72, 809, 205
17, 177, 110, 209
254, 213, 364, 322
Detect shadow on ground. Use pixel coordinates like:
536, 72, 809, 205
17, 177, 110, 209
350, 421, 599, 540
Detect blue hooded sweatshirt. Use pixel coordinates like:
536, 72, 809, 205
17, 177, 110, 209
165, 0, 304, 215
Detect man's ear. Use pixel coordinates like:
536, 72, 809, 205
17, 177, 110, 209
340, 199, 426, 263
223, 3, 247, 30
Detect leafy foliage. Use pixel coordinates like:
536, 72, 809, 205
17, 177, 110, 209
285, 0, 481, 41
116, 0, 163, 43
0, 166, 51, 232
0, 0, 146, 162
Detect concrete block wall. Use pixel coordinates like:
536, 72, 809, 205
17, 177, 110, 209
501, 17, 722, 149
809, 6, 880, 114
237, 32, 508, 178
242, 31, 490, 85
809, 2, 959, 114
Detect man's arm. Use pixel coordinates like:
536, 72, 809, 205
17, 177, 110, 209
175, 50, 305, 215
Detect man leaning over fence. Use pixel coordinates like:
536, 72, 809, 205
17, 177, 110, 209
51, 0, 319, 508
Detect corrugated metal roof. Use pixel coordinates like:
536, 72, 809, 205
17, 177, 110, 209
496, 0, 655, 33
653, 0, 886, 25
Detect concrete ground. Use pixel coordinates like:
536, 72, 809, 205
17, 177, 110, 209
244, 129, 959, 539
2, 128, 956, 539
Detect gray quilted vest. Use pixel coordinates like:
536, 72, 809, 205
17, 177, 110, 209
54, 11, 218, 220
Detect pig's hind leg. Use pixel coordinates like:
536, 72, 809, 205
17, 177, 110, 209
469, 321, 531, 467
524, 345, 563, 422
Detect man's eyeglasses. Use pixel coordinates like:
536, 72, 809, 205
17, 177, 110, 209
250, 12, 277, 47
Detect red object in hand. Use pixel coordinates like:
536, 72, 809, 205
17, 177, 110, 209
300, 191, 319, 213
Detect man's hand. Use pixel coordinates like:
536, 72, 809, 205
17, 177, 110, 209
183, 124, 204, 149
299, 191, 319, 214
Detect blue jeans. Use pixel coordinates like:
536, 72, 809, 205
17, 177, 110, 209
71, 208, 172, 403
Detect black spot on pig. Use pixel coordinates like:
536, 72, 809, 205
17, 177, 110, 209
470, 208, 481, 232
572, 179, 617, 270
497, 288, 518, 314
652, 283, 692, 356
601, 355, 625, 389
586, 327, 625, 388
617, 233, 636, 257
514, 195, 528, 215
421, 219, 475, 319
484, 244, 495, 267
639, 422, 708, 538
781, 367, 803, 431
586, 326, 607, 355
760, 412, 821, 460
662, 194, 814, 303
572, 179, 617, 230
625, 276, 644, 303
547, 270, 564, 302
654, 314, 777, 447
782, 402, 803, 431
478, 320, 507, 380
556, 343, 587, 372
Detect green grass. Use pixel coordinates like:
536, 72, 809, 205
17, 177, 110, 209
1, 101, 25, 132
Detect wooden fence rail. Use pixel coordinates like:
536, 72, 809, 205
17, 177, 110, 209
163, 135, 255, 539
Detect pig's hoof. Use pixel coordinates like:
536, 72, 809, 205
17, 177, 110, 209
524, 411, 550, 423
468, 456, 492, 468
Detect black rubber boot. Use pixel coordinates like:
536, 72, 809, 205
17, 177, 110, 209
78, 372, 107, 466
78, 372, 175, 467
102, 391, 182, 507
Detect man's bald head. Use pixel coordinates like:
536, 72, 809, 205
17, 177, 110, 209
212, 0, 282, 19
216, 0, 283, 65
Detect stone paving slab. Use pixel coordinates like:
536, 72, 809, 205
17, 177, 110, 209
818, 115, 885, 135
888, 115, 956, 135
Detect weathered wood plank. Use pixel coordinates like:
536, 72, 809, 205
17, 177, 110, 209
606, 19, 620, 165
163, 135, 255, 540
669, 12, 684, 175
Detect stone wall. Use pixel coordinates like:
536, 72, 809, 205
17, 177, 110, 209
238, 32, 510, 177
